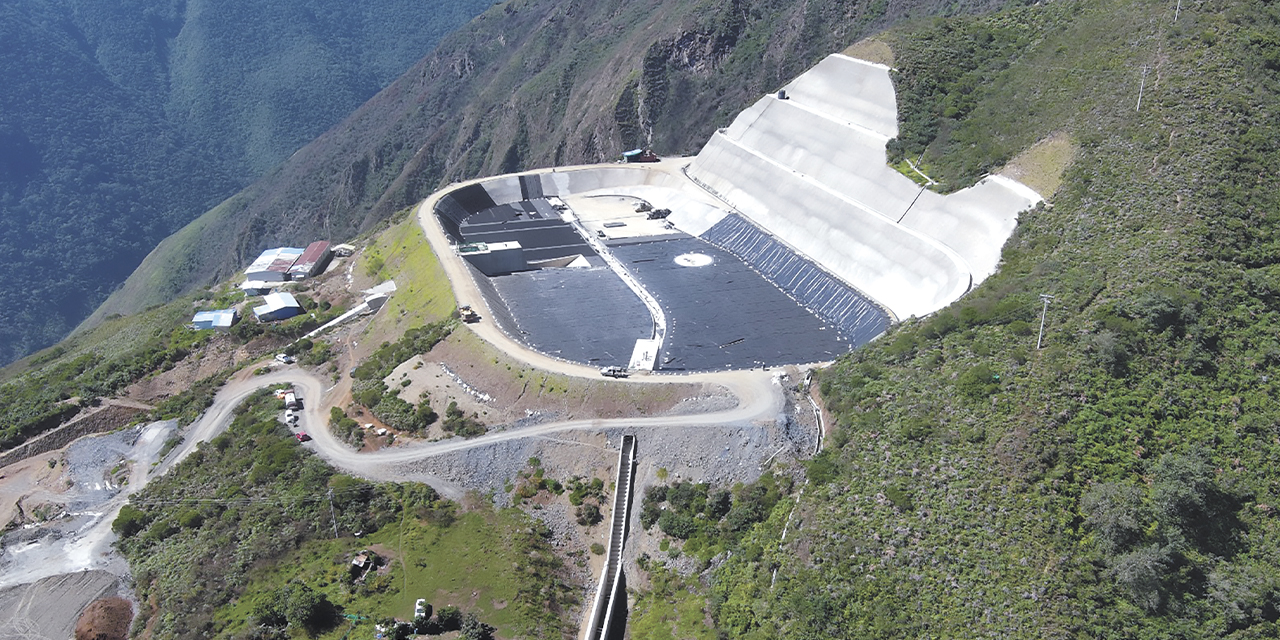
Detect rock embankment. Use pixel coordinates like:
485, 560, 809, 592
0, 400, 152, 469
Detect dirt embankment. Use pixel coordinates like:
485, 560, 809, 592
0, 451, 69, 532
386, 329, 724, 433
75, 596, 132, 640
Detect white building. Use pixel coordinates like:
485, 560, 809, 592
253, 292, 304, 322
192, 309, 238, 331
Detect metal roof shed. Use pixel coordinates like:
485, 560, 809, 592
288, 241, 332, 279
253, 292, 303, 322
192, 309, 239, 331
245, 247, 304, 282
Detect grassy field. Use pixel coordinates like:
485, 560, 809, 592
213, 506, 554, 639
361, 214, 457, 337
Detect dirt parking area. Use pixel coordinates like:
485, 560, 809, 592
384, 329, 727, 432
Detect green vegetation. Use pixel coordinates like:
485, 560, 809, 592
216, 507, 568, 640
638, 476, 788, 568
630, 563, 716, 640
351, 322, 454, 382
349, 320, 454, 435
285, 338, 335, 367
362, 216, 458, 332
693, 0, 1280, 636
329, 407, 366, 448
116, 389, 572, 639
441, 401, 486, 438
0, 304, 211, 449
511, 457, 565, 502
0, 0, 493, 365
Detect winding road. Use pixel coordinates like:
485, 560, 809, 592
192, 363, 782, 500
0, 184, 796, 593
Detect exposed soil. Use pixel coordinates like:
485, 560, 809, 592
0, 450, 70, 532
123, 334, 244, 404
386, 329, 719, 432
75, 596, 133, 640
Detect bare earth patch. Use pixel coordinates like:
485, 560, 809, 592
387, 329, 718, 429
123, 335, 242, 403
0, 451, 70, 531
843, 37, 894, 67
997, 131, 1076, 199
75, 596, 132, 640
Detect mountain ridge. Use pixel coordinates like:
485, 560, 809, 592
83, 0, 1010, 331
0, 0, 492, 364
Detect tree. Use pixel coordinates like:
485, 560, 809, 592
707, 489, 733, 519
1150, 453, 1215, 527
390, 621, 413, 640
575, 503, 602, 526
436, 605, 462, 631
1110, 544, 1173, 613
112, 504, 150, 538
1082, 482, 1149, 556
460, 612, 495, 640
279, 582, 335, 634
659, 510, 697, 540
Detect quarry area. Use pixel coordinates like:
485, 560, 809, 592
0, 53, 1038, 640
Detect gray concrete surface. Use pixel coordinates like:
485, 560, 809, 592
0, 570, 119, 640
684, 53, 1042, 319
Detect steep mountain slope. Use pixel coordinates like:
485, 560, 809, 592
86, 0, 1009, 327
0, 0, 490, 364
702, 0, 1280, 636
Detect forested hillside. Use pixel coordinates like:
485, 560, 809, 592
0, 0, 490, 364
85, 0, 1009, 329
701, 0, 1280, 636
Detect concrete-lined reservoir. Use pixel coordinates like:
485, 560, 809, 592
426, 54, 1039, 372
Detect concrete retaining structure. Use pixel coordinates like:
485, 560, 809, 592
583, 434, 636, 640
426, 52, 1042, 355
684, 53, 1041, 319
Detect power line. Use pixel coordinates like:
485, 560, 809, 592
1036, 294, 1055, 349
1136, 66, 1150, 112
327, 488, 339, 538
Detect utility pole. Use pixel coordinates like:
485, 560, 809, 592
327, 488, 339, 538
1174, 0, 1182, 22
1136, 66, 1149, 112
1036, 294, 1055, 350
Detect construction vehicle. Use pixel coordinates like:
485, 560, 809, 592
459, 304, 480, 323
623, 149, 660, 163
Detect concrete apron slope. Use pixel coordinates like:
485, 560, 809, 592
685, 53, 1042, 319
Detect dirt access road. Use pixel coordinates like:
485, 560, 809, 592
167, 185, 791, 498
205, 363, 781, 500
